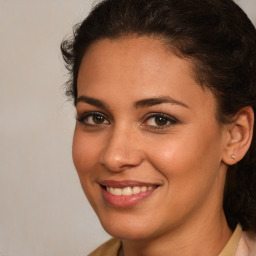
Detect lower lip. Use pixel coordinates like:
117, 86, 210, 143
102, 187, 157, 208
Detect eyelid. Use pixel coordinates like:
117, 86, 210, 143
141, 112, 179, 129
76, 111, 179, 130
76, 111, 110, 125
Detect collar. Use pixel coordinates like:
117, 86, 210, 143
219, 224, 242, 256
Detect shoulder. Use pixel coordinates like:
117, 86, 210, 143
88, 238, 121, 256
236, 230, 256, 256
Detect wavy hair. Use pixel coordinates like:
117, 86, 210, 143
61, 0, 256, 231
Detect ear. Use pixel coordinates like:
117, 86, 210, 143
222, 106, 254, 165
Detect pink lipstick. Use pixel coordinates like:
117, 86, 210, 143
100, 180, 159, 207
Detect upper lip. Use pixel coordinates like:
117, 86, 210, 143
100, 180, 160, 188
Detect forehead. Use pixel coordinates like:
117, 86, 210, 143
78, 36, 193, 89
77, 36, 216, 115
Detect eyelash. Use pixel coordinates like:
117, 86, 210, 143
76, 112, 110, 127
76, 112, 179, 130
142, 113, 179, 130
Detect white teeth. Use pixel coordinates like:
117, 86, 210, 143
132, 186, 141, 195
114, 188, 122, 196
106, 185, 155, 196
122, 187, 133, 196
141, 186, 147, 192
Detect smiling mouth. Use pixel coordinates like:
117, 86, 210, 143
104, 185, 156, 196
100, 181, 159, 207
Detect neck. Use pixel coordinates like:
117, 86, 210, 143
119, 211, 232, 256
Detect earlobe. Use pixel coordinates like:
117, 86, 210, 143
222, 106, 254, 166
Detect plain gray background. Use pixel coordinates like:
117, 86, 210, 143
0, 1, 255, 255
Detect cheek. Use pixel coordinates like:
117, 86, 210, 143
72, 129, 103, 207
146, 127, 223, 187
72, 128, 99, 179
145, 133, 225, 221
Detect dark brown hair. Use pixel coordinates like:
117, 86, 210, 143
61, 0, 256, 231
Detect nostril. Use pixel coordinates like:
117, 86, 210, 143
100, 151, 144, 172
99, 132, 144, 172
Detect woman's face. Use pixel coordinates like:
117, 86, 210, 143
73, 36, 229, 240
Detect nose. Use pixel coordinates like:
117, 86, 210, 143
100, 126, 144, 172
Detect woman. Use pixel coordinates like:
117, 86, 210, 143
61, 0, 256, 255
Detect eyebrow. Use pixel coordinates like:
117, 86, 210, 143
134, 96, 189, 109
75, 95, 189, 109
75, 95, 109, 109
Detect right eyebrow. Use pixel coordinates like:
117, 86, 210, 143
75, 95, 109, 109
134, 96, 189, 109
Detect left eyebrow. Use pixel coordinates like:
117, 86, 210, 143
75, 95, 109, 109
134, 96, 189, 109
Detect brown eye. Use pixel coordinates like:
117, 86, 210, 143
143, 113, 178, 129
77, 112, 110, 126
86, 114, 109, 125
145, 116, 170, 127
92, 115, 106, 124
154, 116, 169, 126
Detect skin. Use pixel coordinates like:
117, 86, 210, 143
73, 36, 233, 256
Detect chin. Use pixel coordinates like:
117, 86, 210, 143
104, 225, 154, 240
98, 213, 160, 241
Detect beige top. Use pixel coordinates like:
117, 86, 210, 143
88, 225, 256, 256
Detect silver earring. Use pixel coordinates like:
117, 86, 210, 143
231, 154, 236, 160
